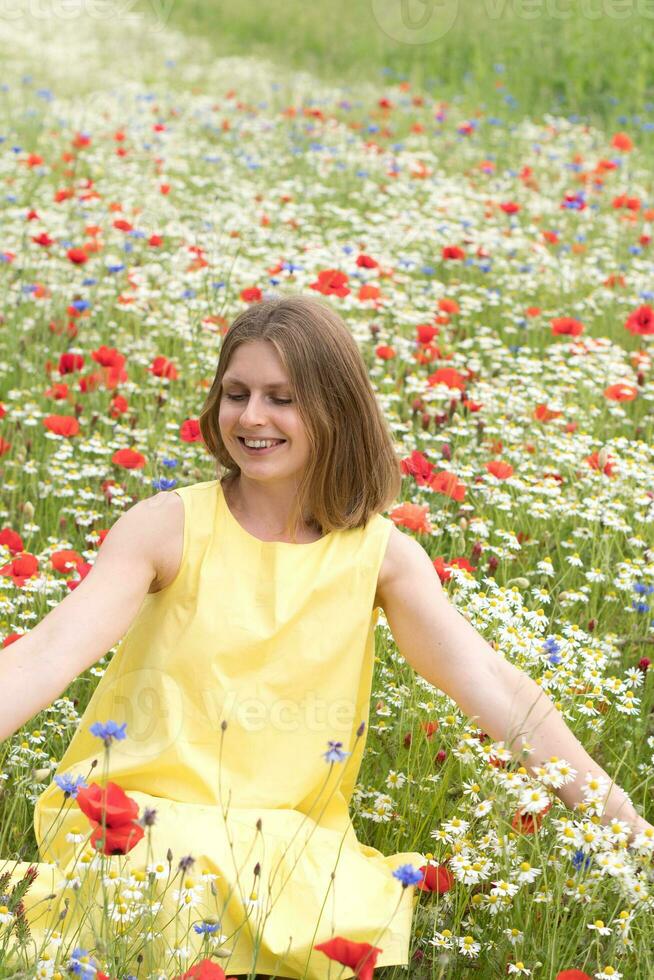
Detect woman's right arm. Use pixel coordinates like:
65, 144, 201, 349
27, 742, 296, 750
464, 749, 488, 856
0, 491, 176, 742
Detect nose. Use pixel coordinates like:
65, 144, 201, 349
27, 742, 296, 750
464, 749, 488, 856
238, 394, 269, 427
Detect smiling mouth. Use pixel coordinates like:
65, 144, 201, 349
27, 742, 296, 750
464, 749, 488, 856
237, 437, 287, 451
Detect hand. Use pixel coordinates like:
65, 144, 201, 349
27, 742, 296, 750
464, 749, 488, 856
626, 812, 654, 850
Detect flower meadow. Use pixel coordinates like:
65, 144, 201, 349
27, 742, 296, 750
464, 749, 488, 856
0, 3, 653, 979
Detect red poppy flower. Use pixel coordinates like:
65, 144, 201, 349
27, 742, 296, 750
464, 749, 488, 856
240, 286, 262, 303
400, 450, 435, 486
0, 553, 39, 588
511, 802, 552, 834
66, 247, 88, 264
77, 782, 144, 856
356, 254, 378, 268
551, 317, 584, 336
389, 501, 433, 534
438, 298, 460, 314
150, 356, 179, 380
534, 404, 562, 422
555, 971, 592, 980
429, 470, 466, 502
0, 528, 24, 554
416, 323, 439, 343
58, 352, 85, 374
611, 132, 633, 152
50, 550, 84, 574
442, 245, 465, 260
625, 304, 654, 335
585, 452, 616, 477
416, 863, 454, 893
174, 960, 235, 980
42, 415, 80, 438
111, 448, 146, 469
181, 418, 204, 443
358, 284, 381, 301
500, 201, 520, 214
309, 269, 350, 297
314, 937, 383, 980
485, 460, 514, 480
427, 367, 466, 391
604, 383, 637, 402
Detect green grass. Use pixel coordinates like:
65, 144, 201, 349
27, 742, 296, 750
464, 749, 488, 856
141, 0, 654, 132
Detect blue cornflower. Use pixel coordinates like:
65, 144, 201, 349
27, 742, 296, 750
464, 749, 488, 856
323, 740, 350, 764
392, 863, 424, 888
632, 600, 650, 614
193, 921, 222, 935
152, 477, 177, 491
54, 773, 88, 799
68, 947, 99, 978
162, 457, 178, 468
633, 582, 654, 595
542, 636, 562, 664
89, 720, 127, 747
572, 849, 592, 872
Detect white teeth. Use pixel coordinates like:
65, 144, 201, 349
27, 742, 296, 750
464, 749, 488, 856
243, 439, 282, 448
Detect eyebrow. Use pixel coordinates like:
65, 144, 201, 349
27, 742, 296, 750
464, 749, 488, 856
222, 376, 290, 389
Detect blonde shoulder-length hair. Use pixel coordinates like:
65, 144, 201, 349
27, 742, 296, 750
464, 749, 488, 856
198, 294, 402, 542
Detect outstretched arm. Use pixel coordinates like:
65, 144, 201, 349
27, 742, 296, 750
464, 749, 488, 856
377, 527, 652, 842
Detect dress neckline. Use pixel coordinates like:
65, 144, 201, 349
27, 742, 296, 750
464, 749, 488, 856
218, 481, 333, 548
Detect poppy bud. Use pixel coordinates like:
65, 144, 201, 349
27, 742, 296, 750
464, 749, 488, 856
637, 371, 646, 385
441, 443, 452, 460
369, 323, 380, 337
435, 749, 447, 764
411, 397, 425, 413
256, 818, 262, 831
638, 657, 650, 673
487, 556, 499, 573
421, 412, 431, 430
403, 732, 412, 748
471, 540, 483, 559
22, 501, 35, 520
587, 618, 597, 632
254, 862, 261, 876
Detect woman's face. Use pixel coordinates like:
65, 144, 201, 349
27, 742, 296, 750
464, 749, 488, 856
218, 340, 312, 486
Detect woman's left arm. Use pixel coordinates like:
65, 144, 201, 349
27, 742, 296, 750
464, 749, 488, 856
378, 528, 653, 842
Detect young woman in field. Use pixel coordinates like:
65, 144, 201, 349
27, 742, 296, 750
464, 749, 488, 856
1, 294, 651, 978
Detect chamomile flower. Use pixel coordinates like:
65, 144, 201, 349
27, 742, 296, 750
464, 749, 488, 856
587, 919, 611, 935
457, 935, 481, 958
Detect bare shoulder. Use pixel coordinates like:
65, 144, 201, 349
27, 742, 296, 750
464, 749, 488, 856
130, 490, 184, 594
376, 523, 440, 611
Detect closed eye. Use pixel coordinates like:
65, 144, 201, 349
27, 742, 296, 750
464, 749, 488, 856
225, 394, 292, 405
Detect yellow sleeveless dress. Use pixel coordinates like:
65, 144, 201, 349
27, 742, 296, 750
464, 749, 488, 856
2, 479, 425, 977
